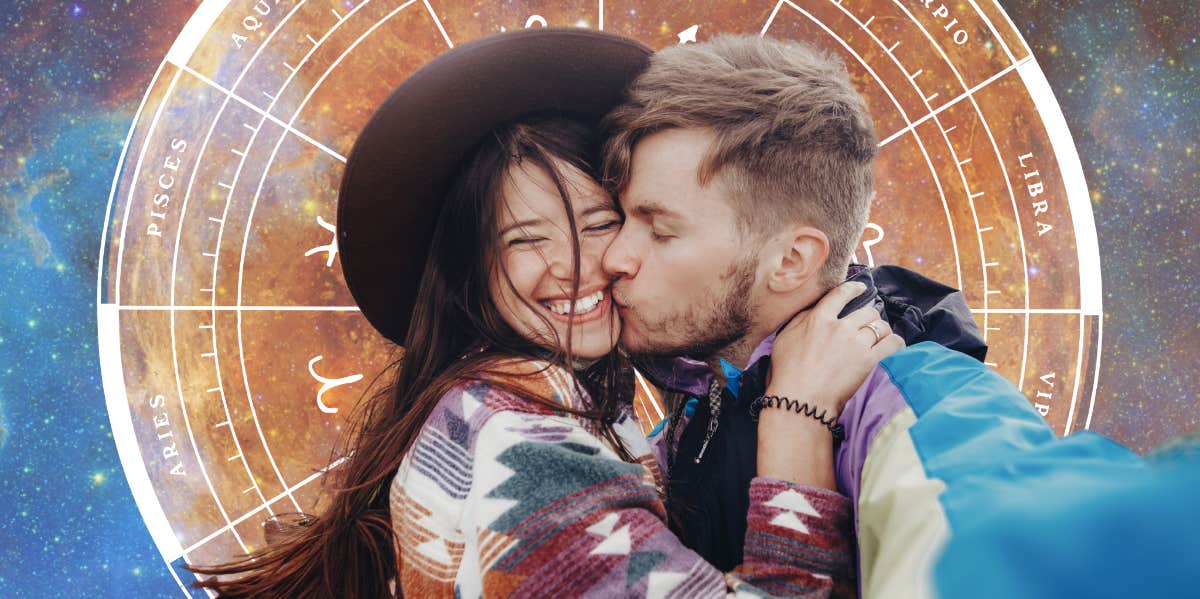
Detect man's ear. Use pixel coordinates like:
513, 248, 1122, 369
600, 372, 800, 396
766, 226, 829, 293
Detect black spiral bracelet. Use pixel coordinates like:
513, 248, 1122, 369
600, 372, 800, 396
749, 395, 846, 443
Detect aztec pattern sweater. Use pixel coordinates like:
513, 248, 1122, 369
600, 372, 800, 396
389, 358, 855, 598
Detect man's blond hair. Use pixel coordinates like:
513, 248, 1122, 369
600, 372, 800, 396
601, 34, 877, 288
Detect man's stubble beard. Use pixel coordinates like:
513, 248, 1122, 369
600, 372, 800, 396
624, 252, 757, 362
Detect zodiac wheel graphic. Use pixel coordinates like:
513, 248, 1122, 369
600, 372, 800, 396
97, 0, 1101, 593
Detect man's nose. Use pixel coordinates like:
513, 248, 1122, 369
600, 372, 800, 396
602, 228, 639, 279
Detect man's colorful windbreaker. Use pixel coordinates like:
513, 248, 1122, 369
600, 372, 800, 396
842, 341, 1197, 598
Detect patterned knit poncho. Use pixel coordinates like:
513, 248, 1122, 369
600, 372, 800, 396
389, 358, 854, 597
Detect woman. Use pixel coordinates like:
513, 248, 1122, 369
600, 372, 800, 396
192, 29, 898, 598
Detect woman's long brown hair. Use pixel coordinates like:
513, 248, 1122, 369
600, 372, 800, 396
187, 114, 632, 597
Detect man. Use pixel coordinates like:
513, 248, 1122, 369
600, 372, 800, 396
599, 34, 1200, 599
599, 33, 990, 587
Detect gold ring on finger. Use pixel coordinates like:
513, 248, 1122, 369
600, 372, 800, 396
861, 320, 885, 344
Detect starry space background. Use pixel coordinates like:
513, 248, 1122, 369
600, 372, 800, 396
0, 0, 1196, 595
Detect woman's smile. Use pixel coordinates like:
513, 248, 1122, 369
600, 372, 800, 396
537, 287, 613, 323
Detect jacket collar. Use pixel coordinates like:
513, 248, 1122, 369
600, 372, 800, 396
634, 265, 882, 397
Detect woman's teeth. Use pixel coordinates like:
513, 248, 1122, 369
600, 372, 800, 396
543, 290, 604, 315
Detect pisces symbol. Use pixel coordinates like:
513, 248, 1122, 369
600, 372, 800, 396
307, 355, 363, 414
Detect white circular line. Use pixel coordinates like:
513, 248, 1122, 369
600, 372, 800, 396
882, 0, 1034, 395
167, 254, 251, 553
856, 0, 994, 338
776, 1, 965, 293
193, 8, 316, 513
111, 66, 182, 307
97, 60, 191, 574
162, 0, 320, 539
222, 0, 386, 520
106, 60, 251, 554
231, 0, 424, 541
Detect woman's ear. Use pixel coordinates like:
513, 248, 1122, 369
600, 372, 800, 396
766, 226, 830, 293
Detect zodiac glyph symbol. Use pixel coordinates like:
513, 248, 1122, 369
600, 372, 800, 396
853, 223, 885, 267
304, 215, 338, 267
307, 355, 363, 414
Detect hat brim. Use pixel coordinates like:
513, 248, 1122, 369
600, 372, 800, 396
337, 28, 651, 345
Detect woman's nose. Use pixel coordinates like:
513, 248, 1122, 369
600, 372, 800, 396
546, 247, 575, 280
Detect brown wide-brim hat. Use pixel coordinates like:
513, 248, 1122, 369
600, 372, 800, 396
337, 28, 652, 345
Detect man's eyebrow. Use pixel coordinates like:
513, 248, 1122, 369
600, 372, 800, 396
627, 201, 679, 220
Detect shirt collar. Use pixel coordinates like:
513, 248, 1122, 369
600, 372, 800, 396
631, 327, 779, 398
